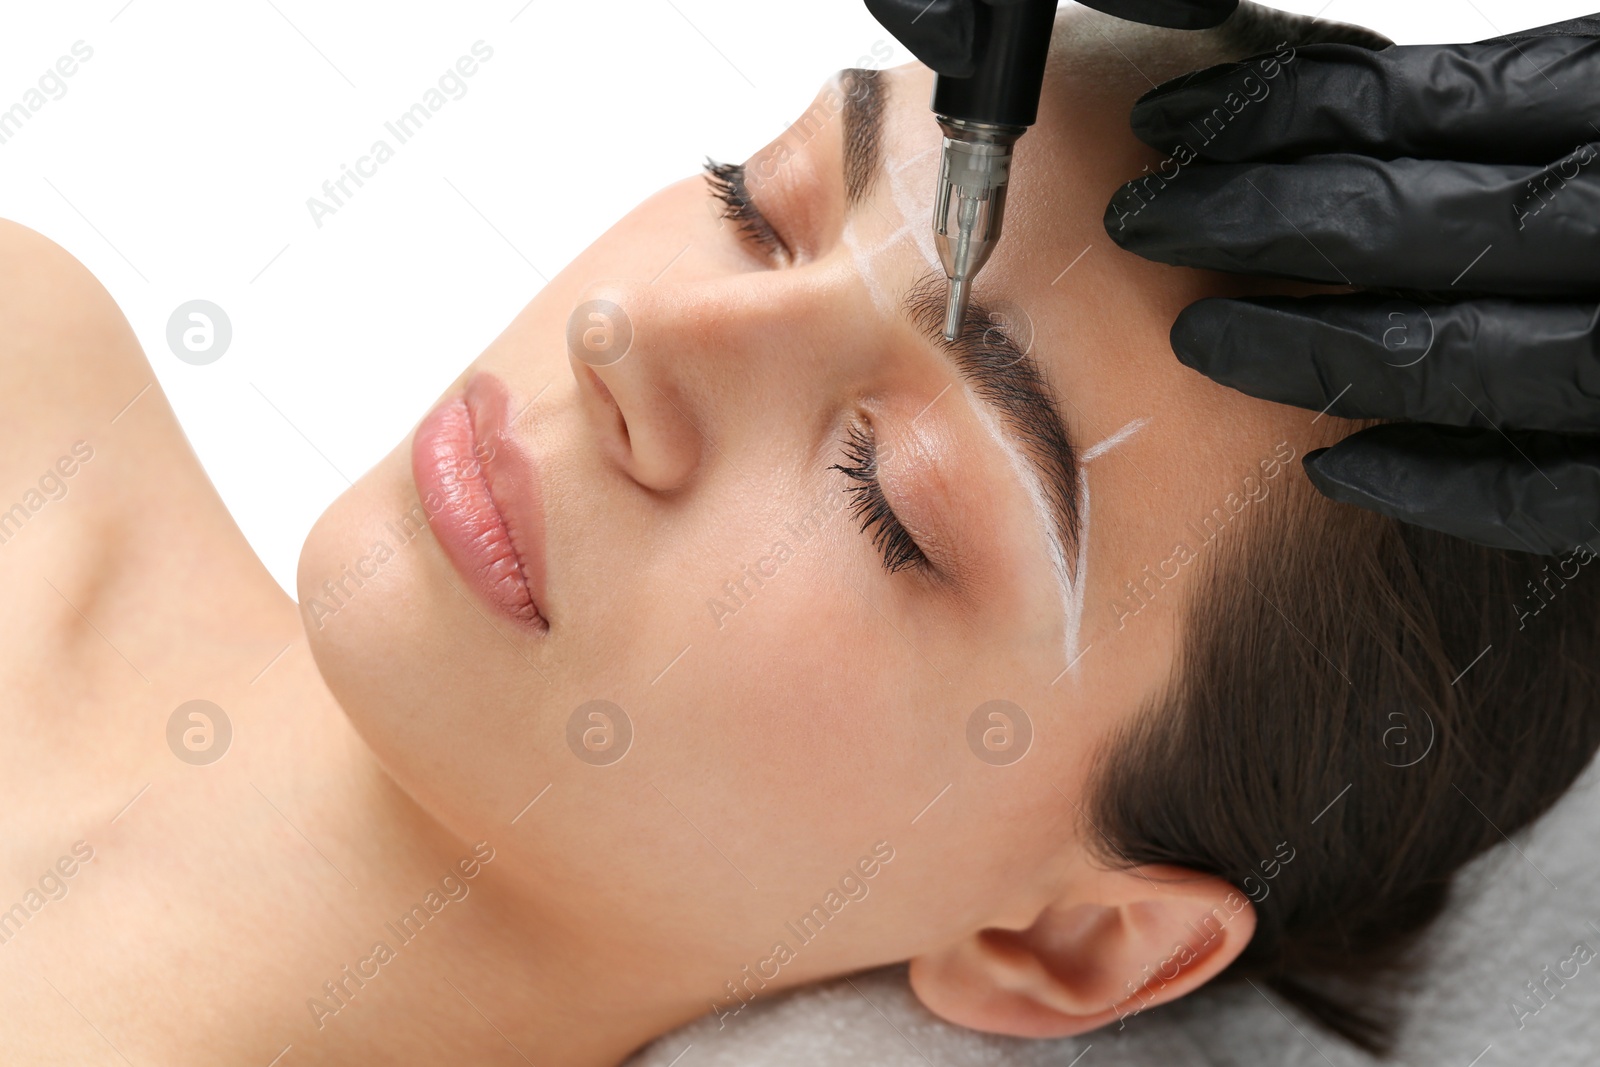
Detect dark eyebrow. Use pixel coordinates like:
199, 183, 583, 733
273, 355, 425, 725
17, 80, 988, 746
837, 70, 1083, 572
902, 273, 1084, 573
840, 68, 887, 207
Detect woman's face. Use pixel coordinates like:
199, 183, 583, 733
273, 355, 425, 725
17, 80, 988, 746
300, 22, 1333, 1007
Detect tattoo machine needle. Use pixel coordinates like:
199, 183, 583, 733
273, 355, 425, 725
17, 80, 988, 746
872, 0, 1242, 341
930, 0, 1058, 341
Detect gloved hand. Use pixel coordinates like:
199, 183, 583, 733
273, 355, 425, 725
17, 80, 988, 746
865, 0, 1236, 77
1104, 16, 1600, 555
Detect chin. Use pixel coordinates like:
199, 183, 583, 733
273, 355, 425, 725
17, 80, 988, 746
297, 445, 458, 790
296, 437, 563, 836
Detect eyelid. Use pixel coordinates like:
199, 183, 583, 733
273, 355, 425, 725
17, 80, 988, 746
703, 158, 791, 263
875, 413, 978, 585
832, 419, 928, 574
902, 273, 1081, 567
835, 407, 987, 599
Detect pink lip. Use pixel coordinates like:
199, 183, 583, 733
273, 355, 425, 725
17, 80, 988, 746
411, 372, 548, 631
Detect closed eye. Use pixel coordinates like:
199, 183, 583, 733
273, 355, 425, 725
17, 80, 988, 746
830, 421, 928, 574
703, 158, 790, 261
704, 145, 923, 577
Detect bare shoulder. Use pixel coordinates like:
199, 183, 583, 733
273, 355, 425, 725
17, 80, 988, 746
0, 218, 156, 447
0, 218, 289, 677
0, 216, 282, 574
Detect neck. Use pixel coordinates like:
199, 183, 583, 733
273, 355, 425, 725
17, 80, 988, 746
142, 606, 685, 1066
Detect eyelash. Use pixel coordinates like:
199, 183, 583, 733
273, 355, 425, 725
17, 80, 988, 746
704, 160, 922, 576
703, 158, 787, 258
830, 422, 928, 575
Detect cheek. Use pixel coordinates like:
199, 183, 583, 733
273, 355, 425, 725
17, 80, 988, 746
624, 514, 928, 884
876, 405, 993, 591
686, 564, 1093, 946
650, 467, 913, 741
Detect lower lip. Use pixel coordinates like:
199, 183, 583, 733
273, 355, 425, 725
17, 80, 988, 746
411, 374, 548, 631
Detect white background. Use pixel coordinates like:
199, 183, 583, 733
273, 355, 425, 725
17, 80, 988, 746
0, 0, 1591, 598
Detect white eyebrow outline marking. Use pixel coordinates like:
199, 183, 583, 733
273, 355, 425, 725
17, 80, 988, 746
826, 75, 1151, 675
964, 389, 1077, 663
1062, 416, 1151, 676
840, 141, 941, 313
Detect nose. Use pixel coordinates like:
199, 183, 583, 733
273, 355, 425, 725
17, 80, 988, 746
567, 273, 848, 493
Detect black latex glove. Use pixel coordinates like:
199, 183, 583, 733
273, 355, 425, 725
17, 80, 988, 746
1103, 15, 1600, 555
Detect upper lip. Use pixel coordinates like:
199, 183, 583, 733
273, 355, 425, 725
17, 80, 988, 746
465, 371, 549, 625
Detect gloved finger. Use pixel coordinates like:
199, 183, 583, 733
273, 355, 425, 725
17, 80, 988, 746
1171, 295, 1600, 432
1128, 34, 1600, 164
1304, 423, 1600, 554
1104, 152, 1600, 296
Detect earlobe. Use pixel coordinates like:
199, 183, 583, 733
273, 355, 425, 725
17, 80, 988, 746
907, 865, 1256, 1039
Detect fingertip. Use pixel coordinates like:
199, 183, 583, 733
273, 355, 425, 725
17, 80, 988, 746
1101, 183, 1141, 248
1127, 96, 1171, 146
1301, 428, 1571, 554
1301, 445, 1354, 503
1169, 299, 1229, 373
1128, 96, 1189, 154
1127, 62, 1241, 139
1301, 437, 1394, 514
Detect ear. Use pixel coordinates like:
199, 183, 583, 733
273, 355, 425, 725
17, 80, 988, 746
907, 865, 1255, 1039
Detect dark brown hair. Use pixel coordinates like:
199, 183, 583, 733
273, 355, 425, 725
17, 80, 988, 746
1063, 4, 1600, 1051
1087, 470, 1600, 1052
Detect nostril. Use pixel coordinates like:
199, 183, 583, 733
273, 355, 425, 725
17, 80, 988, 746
564, 280, 699, 492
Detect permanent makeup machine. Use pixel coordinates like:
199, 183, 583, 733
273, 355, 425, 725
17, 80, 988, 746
867, 0, 1239, 339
